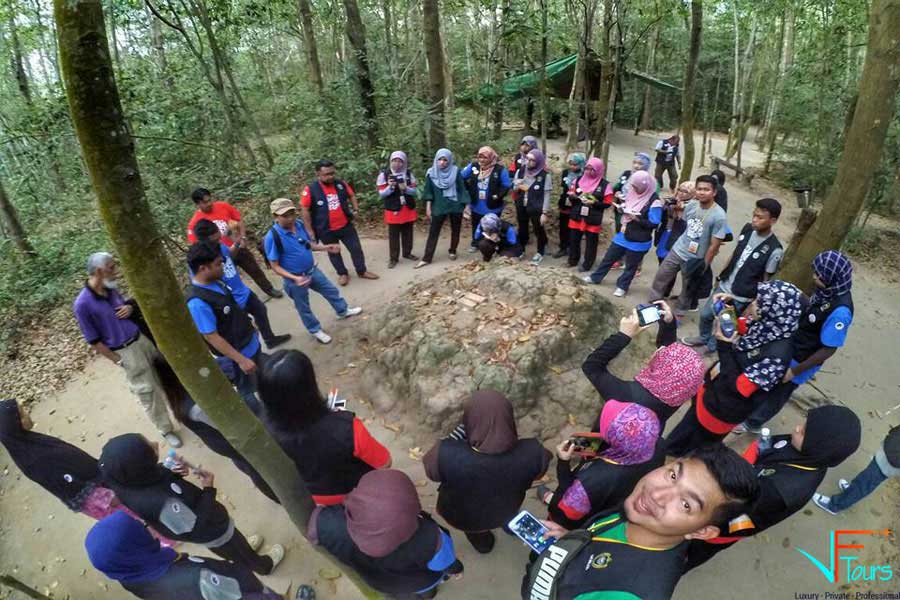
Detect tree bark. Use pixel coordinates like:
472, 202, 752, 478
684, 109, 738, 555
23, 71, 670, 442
8, 10, 33, 105
761, 8, 794, 155
0, 177, 35, 257
779, 0, 900, 291
539, 0, 548, 152
679, 0, 702, 184
725, 1, 740, 155
422, 0, 447, 150
298, 0, 324, 92
591, 0, 614, 156
342, 0, 379, 147
638, 19, 660, 133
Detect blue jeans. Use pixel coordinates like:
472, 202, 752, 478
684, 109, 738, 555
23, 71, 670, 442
699, 285, 750, 352
215, 351, 262, 414
589, 243, 646, 292
828, 458, 888, 512
283, 267, 348, 333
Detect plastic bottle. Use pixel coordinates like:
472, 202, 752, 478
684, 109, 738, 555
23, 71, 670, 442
162, 449, 180, 471
719, 306, 738, 338
758, 428, 772, 452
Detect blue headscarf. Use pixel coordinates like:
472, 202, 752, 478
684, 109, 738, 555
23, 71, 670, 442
811, 250, 853, 304
634, 152, 652, 171
520, 136, 539, 151
564, 153, 586, 188
427, 148, 458, 200
85, 512, 176, 584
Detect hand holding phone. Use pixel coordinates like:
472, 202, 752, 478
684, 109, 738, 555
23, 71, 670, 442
508, 510, 556, 554
636, 303, 662, 327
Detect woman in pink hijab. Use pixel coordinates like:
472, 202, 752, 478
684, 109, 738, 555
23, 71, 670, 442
566, 156, 614, 272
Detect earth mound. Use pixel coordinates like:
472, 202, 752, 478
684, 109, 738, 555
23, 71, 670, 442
356, 260, 655, 441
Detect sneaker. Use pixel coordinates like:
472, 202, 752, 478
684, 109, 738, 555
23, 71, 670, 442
338, 306, 363, 319
732, 422, 761, 435
680, 336, 706, 347
449, 251, 458, 260
581, 275, 595, 284
468, 245, 478, 254
266, 289, 284, 299
613, 287, 627, 297
247, 534, 264, 552
839, 479, 850, 492
312, 330, 332, 344
403, 254, 419, 261
163, 432, 182, 448
812, 493, 838, 515
264, 334, 292, 349
531, 253, 544, 265
414, 260, 428, 269
264, 544, 286, 571
388, 260, 398, 269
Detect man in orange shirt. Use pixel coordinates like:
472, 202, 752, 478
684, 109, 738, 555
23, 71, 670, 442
300, 160, 379, 286
186, 188, 282, 298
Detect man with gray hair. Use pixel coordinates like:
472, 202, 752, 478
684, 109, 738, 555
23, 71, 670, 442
72, 252, 181, 447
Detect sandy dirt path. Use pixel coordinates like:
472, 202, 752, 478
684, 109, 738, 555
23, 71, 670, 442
1, 128, 898, 600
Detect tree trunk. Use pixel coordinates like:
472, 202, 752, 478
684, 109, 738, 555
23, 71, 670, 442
779, 0, 900, 292
382, 0, 394, 75
0, 178, 35, 257
298, 0, 324, 91
679, 0, 702, 184
539, 0, 548, 152
422, 0, 447, 150
53, 2, 382, 596
725, 1, 740, 155
761, 8, 794, 153
8, 11, 33, 105
726, 15, 757, 160
638, 20, 660, 133
591, 0, 614, 156
565, 52, 584, 151
342, 0, 379, 148
490, 0, 511, 138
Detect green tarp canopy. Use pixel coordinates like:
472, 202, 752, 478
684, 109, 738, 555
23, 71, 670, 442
465, 53, 680, 103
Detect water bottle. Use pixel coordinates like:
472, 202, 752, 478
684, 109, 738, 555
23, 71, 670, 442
719, 307, 738, 339
758, 428, 772, 452
162, 449, 180, 471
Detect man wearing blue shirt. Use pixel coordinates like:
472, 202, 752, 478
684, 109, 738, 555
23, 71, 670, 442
193, 219, 291, 350
264, 198, 362, 345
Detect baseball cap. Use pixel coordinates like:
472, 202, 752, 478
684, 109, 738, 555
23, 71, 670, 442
270, 198, 295, 215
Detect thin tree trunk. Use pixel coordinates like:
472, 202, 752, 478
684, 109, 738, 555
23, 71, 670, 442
490, 0, 511, 138
539, 0, 548, 152
680, 0, 702, 184
565, 52, 584, 151
298, 0, 324, 91
779, 0, 900, 292
761, 8, 794, 154
8, 11, 33, 105
382, 0, 395, 77
342, 0, 379, 147
638, 20, 660, 132
727, 15, 757, 160
591, 0, 614, 156
0, 178, 35, 257
422, 0, 447, 149
725, 1, 740, 154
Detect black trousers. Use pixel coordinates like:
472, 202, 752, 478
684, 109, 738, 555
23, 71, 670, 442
746, 381, 800, 430
211, 528, 274, 575
388, 222, 415, 262
568, 229, 599, 270
528, 212, 548, 255
243, 292, 276, 344
470, 212, 485, 247
655, 162, 678, 192
233, 246, 276, 295
465, 530, 496, 553
515, 200, 530, 246
478, 238, 523, 262
423, 213, 463, 263
665, 404, 730, 457
319, 224, 367, 276
557, 212, 570, 251
588, 243, 646, 292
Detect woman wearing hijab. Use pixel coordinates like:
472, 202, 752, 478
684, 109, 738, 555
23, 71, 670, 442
539, 400, 665, 530
582, 304, 706, 426
666, 280, 803, 457
686, 405, 861, 571
474, 212, 523, 262
509, 135, 539, 174
462, 146, 511, 253
257, 349, 391, 506
422, 391, 551, 553
377, 151, 419, 269
416, 148, 470, 269
612, 151, 653, 233
511, 148, 553, 264
554, 153, 585, 258
85, 511, 306, 599
99, 433, 284, 575
566, 157, 614, 272
309, 469, 464, 599
740, 250, 855, 434
583, 170, 663, 297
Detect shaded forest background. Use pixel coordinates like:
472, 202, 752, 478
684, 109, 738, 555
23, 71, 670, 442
0, 0, 898, 348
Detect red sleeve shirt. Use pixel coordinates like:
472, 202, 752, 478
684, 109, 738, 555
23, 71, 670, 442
352, 417, 391, 468
186, 202, 241, 246
300, 183, 353, 232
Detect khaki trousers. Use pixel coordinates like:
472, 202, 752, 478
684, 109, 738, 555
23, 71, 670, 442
118, 335, 175, 435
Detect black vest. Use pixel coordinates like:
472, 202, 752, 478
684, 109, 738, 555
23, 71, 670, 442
512, 152, 528, 172
316, 507, 444, 594
792, 293, 854, 363
268, 410, 373, 496
123, 555, 265, 600
381, 169, 417, 212
718, 224, 783, 299
308, 180, 353, 237
522, 512, 687, 600
187, 283, 255, 358
623, 194, 659, 243
436, 438, 547, 531
568, 176, 610, 227
657, 140, 677, 164
465, 167, 506, 211
514, 168, 549, 214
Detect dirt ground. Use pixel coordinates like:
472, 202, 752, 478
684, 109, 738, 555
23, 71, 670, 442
1, 128, 898, 600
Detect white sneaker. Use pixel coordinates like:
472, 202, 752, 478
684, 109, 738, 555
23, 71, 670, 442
312, 330, 332, 344
163, 432, 183, 448
812, 493, 838, 515
581, 275, 595, 284
613, 287, 627, 297
247, 534, 264, 552
468, 246, 478, 254
839, 478, 850, 492
264, 544, 286, 571
531, 253, 544, 265
338, 306, 363, 319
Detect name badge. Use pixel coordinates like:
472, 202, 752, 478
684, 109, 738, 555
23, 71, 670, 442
688, 241, 699, 254
581, 206, 590, 217
478, 189, 487, 200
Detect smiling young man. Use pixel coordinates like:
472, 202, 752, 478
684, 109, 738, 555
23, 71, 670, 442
522, 443, 759, 600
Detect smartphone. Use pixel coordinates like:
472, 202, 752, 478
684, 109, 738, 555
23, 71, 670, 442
328, 388, 347, 411
637, 303, 662, 327
508, 510, 555, 554
568, 432, 605, 458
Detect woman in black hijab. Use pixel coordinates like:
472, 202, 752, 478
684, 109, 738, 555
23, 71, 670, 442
422, 390, 551, 553
685, 405, 861, 571
99, 433, 284, 575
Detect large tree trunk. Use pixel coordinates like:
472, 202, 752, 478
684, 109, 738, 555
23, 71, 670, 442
342, 0, 379, 147
679, 0, 702, 183
8, 10, 33, 105
0, 178, 35, 256
779, 0, 900, 292
422, 0, 447, 150
298, 0, 324, 91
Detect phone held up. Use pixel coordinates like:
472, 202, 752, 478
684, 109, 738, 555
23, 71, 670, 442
508, 510, 555, 554
636, 303, 662, 327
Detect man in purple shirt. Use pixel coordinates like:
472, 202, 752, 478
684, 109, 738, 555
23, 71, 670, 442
72, 252, 181, 447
